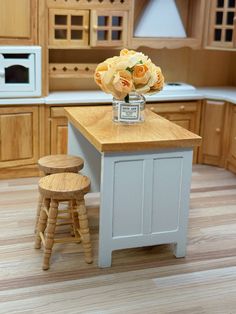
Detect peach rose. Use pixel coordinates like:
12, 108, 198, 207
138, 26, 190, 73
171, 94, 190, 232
120, 48, 136, 56
110, 70, 132, 99
94, 62, 109, 87
150, 67, 164, 91
133, 64, 151, 85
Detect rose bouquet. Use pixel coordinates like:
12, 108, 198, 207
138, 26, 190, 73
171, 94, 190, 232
94, 48, 164, 102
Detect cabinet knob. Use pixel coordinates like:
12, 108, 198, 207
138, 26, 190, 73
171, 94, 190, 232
180, 105, 185, 110
93, 25, 98, 31
84, 25, 89, 31
215, 128, 221, 133
150, 107, 155, 111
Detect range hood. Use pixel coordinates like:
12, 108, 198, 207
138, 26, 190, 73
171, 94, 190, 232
134, 0, 187, 38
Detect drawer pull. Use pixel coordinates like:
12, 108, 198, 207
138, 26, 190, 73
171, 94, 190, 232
215, 128, 221, 133
180, 105, 185, 110
150, 107, 155, 111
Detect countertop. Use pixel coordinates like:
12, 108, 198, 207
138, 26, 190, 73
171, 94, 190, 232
64, 106, 201, 152
1, 86, 236, 105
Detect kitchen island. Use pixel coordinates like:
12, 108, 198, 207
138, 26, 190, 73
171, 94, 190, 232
64, 106, 201, 267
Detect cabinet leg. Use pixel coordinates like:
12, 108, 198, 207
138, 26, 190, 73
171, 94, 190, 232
98, 247, 112, 268
173, 242, 186, 258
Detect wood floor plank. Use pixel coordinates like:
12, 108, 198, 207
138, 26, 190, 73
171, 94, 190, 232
0, 165, 236, 313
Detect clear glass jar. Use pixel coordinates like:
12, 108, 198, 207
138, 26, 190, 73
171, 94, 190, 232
112, 92, 146, 124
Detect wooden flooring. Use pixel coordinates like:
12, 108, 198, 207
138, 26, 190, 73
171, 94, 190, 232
0, 165, 236, 313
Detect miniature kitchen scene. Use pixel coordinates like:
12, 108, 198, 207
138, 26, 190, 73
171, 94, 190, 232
1, 0, 236, 313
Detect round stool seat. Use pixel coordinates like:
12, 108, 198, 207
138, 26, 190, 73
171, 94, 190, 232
38, 154, 84, 174
39, 173, 90, 200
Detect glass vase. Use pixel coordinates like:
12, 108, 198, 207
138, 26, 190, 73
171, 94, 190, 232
112, 92, 146, 124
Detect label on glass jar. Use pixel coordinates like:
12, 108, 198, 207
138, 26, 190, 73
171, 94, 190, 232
118, 104, 140, 122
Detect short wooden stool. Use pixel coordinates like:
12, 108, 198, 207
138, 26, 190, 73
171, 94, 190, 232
35, 154, 84, 232
35, 172, 93, 270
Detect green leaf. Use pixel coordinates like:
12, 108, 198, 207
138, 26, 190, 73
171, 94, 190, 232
126, 67, 133, 73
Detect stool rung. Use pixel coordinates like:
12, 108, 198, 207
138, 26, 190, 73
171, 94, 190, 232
54, 237, 81, 244
39, 232, 45, 246
56, 221, 72, 226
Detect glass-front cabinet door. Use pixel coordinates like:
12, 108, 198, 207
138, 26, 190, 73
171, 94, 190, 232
90, 10, 128, 47
206, 0, 236, 49
49, 9, 89, 48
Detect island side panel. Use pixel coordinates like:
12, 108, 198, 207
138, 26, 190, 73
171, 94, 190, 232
68, 122, 101, 193
98, 148, 193, 267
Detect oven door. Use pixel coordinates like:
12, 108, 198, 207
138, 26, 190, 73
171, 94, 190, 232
0, 46, 41, 98
0, 53, 35, 93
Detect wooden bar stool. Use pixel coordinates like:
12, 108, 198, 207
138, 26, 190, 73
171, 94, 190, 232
35, 172, 93, 270
35, 154, 84, 232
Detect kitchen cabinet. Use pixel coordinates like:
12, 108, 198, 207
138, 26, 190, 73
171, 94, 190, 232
0, 106, 40, 179
50, 107, 68, 154
131, 0, 206, 49
47, 1, 130, 48
225, 104, 236, 173
146, 101, 201, 163
204, 0, 236, 50
0, 0, 37, 45
198, 100, 227, 167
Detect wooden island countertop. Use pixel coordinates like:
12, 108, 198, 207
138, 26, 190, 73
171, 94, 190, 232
64, 106, 201, 153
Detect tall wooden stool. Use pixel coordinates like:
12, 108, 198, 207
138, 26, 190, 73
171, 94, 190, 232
35, 154, 84, 232
35, 172, 93, 270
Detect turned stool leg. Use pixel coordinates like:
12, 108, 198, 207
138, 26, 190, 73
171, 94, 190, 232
35, 193, 44, 233
43, 199, 58, 270
76, 198, 93, 264
34, 198, 50, 249
70, 199, 81, 243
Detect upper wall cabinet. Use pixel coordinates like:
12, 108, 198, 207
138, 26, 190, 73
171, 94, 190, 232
204, 0, 236, 50
130, 0, 206, 49
0, 0, 37, 45
47, 0, 131, 48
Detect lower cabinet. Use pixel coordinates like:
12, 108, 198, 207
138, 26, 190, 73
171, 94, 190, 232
198, 100, 227, 167
0, 106, 40, 178
225, 105, 236, 173
146, 101, 202, 163
50, 107, 68, 154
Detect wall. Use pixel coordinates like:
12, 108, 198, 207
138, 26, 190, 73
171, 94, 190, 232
49, 48, 236, 91
140, 48, 234, 87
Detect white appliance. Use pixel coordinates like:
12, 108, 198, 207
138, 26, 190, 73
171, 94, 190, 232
0, 46, 41, 98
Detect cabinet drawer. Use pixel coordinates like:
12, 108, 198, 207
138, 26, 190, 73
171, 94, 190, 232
51, 107, 67, 118
147, 102, 197, 113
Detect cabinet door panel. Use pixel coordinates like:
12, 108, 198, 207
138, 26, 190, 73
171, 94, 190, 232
0, 106, 39, 168
90, 10, 128, 47
171, 119, 190, 130
202, 102, 224, 157
199, 100, 225, 166
0, 0, 37, 44
1, 114, 32, 161
49, 9, 89, 48
0, 0, 30, 38
229, 109, 236, 160
51, 118, 68, 154
206, 0, 236, 49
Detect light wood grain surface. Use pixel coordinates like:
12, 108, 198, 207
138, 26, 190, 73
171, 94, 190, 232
0, 165, 236, 313
64, 106, 201, 152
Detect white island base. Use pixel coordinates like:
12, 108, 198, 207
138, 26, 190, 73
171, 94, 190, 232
68, 122, 193, 268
